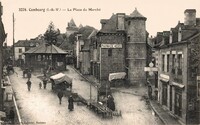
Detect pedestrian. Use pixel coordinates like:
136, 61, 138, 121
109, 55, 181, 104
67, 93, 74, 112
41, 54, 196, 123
148, 85, 152, 100
26, 80, 32, 91
57, 90, 64, 104
107, 95, 115, 111
27, 70, 32, 80
39, 82, 42, 89
43, 77, 48, 89
68, 95, 74, 111
9, 107, 15, 124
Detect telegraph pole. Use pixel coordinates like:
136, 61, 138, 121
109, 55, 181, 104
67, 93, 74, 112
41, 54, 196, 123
12, 13, 15, 65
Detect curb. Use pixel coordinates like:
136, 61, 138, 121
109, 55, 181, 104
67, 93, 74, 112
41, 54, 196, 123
7, 76, 23, 125
149, 101, 167, 125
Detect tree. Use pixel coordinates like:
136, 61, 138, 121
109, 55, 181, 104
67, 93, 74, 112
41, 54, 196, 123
44, 22, 60, 45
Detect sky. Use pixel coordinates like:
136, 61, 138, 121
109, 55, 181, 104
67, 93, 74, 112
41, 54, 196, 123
1, 0, 200, 45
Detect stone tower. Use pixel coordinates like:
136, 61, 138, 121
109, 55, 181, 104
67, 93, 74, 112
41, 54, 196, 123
125, 8, 147, 85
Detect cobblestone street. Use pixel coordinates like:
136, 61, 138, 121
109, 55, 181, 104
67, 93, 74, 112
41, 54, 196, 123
9, 67, 162, 125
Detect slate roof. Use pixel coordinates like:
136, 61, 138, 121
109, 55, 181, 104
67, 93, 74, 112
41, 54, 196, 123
24, 43, 67, 54
98, 14, 118, 33
14, 40, 43, 47
130, 8, 145, 18
87, 29, 98, 39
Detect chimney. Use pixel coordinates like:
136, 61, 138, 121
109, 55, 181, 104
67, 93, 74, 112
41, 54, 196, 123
100, 19, 108, 29
184, 9, 196, 26
117, 13, 125, 31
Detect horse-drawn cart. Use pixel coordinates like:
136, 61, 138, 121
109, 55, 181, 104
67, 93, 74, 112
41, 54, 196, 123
50, 73, 72, 91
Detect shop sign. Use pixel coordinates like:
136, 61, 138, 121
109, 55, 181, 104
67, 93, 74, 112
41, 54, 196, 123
101, 44, 122, 48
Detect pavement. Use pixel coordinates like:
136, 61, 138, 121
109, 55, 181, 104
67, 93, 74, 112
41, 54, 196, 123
8, 66, 163, 125
2, 75, 20, 125
149, 101, 181, 125
70, 65, 182, 125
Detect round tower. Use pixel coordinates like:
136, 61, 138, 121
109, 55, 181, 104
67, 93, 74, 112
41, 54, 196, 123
125, 8, 147, 85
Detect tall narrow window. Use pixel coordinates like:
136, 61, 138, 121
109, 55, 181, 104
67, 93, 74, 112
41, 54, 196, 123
19, 48, 22, 53
198, 80, 200, 97
19, 55, 22, 59
177, 54, 182, 75
108, 49, 112, 57
127, 36, 130, 42
38, 55, 41, 61
167, 55, 170, 72
162, 55, 165, 71
172, 54, 176, 74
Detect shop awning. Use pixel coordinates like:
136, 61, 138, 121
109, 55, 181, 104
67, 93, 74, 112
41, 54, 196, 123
171, 82, 185, 88
50, 73, 72, 84
0, 111, 6, 118
159, 77, 169, 82
109, 72, 126, 82
159, 74, 169, 82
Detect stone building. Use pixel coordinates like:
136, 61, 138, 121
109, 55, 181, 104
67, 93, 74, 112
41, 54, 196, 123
93, 8, 148, 86
154, 9, 200, 124
66, 18, 79, 37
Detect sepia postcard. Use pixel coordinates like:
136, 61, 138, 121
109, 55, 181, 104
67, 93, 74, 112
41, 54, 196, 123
0, 0, 200, 125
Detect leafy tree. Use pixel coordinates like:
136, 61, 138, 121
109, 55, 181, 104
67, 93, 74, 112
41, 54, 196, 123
44, 21, 60, 45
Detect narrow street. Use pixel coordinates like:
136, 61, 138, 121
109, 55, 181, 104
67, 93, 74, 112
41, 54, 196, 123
9, 66, 162, 125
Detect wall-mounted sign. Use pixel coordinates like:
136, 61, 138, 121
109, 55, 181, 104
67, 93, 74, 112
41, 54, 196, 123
101, 44, 122, 49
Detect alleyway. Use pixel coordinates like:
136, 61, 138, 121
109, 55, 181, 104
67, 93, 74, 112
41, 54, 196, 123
9, 67, 162, 125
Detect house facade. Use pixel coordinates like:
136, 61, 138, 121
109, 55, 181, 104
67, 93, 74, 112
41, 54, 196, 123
92, 9, 148, 86
14, 39, 42, 66
155, 9, 200, 124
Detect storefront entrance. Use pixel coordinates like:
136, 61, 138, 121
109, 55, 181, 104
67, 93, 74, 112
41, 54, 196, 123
162, 82, 168, 106
174, 88, 182, 117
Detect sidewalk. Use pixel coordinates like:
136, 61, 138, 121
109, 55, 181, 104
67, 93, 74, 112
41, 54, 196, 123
3, 75, 22, 125
149, 100, 181, 125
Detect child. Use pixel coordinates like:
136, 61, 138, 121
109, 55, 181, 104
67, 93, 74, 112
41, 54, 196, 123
39, 82, 42, 89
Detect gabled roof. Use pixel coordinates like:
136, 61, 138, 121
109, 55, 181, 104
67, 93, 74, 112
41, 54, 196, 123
24, 43, 67, 54
14, 40, 43, 47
